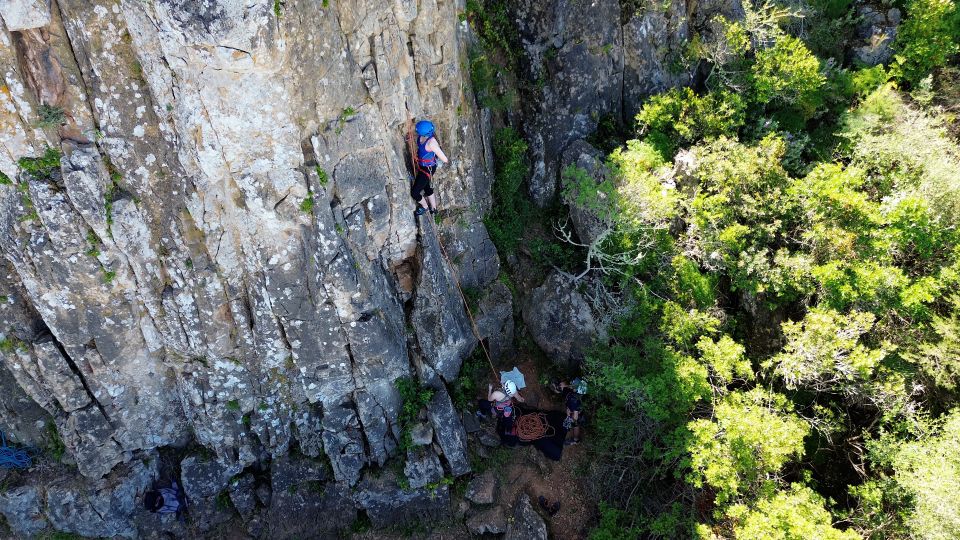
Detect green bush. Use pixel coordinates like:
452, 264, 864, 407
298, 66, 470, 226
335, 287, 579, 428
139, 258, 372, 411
751, 36, 827, 118
681, 388, 809, 506
483, 127, 530, 257
893, 0, 960, 85
727, 484, 860, 539
17, 147, 62, 179
635, 87, 746, 153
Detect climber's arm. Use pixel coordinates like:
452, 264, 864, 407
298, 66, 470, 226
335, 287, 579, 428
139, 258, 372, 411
427, 138, 449, 163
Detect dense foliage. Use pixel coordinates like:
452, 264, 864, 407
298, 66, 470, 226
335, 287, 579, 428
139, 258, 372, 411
557, 2, 960, 538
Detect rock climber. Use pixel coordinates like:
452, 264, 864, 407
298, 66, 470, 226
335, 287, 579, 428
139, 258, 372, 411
411, 119, 449, 216
552, 378, 586, 445
477, 380, 526, 444
144, 480, 187, 520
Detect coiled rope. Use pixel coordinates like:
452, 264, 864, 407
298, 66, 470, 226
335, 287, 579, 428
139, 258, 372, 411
515, 412, 555, 441
0, 431, 33, 470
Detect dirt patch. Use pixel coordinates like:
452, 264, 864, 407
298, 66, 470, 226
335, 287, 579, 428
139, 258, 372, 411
490, 358, 595, 540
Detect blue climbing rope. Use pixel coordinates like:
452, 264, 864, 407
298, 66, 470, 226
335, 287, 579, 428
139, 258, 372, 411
0, 431, 33, 470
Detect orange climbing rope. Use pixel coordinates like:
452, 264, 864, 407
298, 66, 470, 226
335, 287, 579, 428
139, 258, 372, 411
405, 115, 500, 385
515, 412, 555, 441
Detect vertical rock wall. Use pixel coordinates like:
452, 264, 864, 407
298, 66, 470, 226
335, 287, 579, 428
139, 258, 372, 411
0, 0, 501, 536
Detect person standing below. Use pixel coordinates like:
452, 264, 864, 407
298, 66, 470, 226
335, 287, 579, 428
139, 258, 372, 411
412, 120, 449, 216
557, 378, 585, 445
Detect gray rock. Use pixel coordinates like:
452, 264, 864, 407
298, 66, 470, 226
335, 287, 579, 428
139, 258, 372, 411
523, 270, 600, 370
475, 281, 516, 360
354, 473, 451, 529
466, 505, 507, 535
267, 453, 355, 537
426, 386, 471, 477
44, 458, 156, 539
228, 474, 258, 519
479, 430, 501, 448
0, 485, 48, 536
410, 422, 434, 446
465, 471, 497, 505
404, 447, 444, 489
462, 410, 482, 434
0, 0, 50, 31
887, 8, 902, 25
505, 494, 548, 540
515, 0, 624, 206
412, 215, 478, 384
180, 455, 239, 501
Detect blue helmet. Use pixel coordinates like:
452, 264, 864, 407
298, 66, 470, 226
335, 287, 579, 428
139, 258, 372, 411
415, 120, 435, 137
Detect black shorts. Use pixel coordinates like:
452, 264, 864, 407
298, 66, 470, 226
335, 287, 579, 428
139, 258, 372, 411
411, 165, 436, 201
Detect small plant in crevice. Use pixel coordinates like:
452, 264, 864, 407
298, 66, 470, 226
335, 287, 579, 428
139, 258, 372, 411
335, 107, 357, 134
86, 230, 101, 258
45, 421, 66, 463
315, 166, 329, 187
102, 268, 117, 283
226, 399, 241, 412
273, 0, 282, 18
395, 377, 435, 452
17, 147, 61, 179
0, 170, 11, 185
37, 104, 65, 128
299, 195, 315, 214
215, 490, 234, 512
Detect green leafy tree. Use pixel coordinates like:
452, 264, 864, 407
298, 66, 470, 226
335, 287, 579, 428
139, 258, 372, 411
889, 410, 960, 538
893, 0, 960, 85
765, 308, 887, 394
725, 484, 860, 540
636, 87, 746, 153
682, 388, 809, 506
904, 295, 960, 390
751, 36, 826, 118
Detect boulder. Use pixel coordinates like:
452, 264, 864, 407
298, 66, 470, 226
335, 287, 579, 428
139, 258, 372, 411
505, 494, 548, 540
466, 505, 507, 535
44, 458, 156, 539
475, 281, 516, 360
180, 455, 239, 501
426, 386, 471, 477
404, 447, 444, 490
465, 471, 497, 505
410, 422, 434, 447
354, 473, 451, 529
0, 485, 48, 537
228, 474, 258, 519
523, 270, 600, 370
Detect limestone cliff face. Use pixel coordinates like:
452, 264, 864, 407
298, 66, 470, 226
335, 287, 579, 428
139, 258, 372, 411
1, 0, 501, 536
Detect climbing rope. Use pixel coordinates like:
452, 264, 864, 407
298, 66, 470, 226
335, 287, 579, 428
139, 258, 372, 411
515, 412, 555, 442
405, 115, 499, 384
0, 431, 33, 470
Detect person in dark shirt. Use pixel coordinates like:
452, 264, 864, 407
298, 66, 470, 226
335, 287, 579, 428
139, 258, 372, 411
550, 377, 586, 445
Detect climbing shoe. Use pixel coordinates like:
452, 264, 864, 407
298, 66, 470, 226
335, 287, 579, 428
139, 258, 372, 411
429, 207, 438, 215
414, 207, 427, 216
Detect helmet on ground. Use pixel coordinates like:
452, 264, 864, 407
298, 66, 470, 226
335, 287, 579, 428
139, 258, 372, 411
572, 377, 588, 395
503, 380, 517, 397
415, 120, 435, 136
